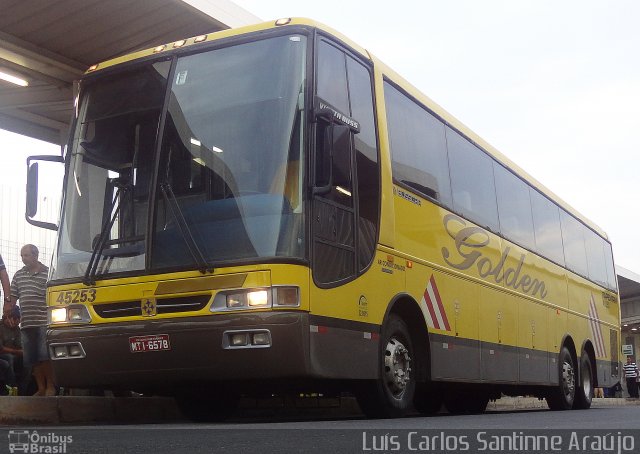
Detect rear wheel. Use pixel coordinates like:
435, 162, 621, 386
355, 314, 416, 418
546, 346, 576, 410
573, 351, 593, 409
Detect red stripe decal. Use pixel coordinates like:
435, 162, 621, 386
430, 275, 451, 331
423, 286, 441, 330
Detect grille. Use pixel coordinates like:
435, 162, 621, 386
93, 295, 211, 318
93, 301, 141, 318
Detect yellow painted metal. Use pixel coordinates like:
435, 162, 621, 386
47, 265, 310, 325
154, 274, 247, 295
65, 17, 621, 371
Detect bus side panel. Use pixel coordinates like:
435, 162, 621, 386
425, 269, 481, 381
479, 283, 518, 383
307, 250, 404, 379
396, 195, 532, 383
532, 254, 570, 311
499, 241, 562, 385
566, 272, 612, 362
517, 297, 550, 384
493, 235, 572, 386
548, 300, 566, 385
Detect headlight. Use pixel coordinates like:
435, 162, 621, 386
211, 288, 272, 312
273, 286, 300, 307
210, 286, 300, 312
225, 289, 269, 308
50, 308, 67, 323
68, 307, 86, 321
49, 305, 91, 324
226, 294, 246, 308
247, 290, 269, 307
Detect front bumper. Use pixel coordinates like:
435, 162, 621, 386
48, 311, 310, 388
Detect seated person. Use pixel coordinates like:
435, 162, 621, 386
0, 306, 25, 395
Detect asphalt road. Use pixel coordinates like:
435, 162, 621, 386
4, 406, 639, 454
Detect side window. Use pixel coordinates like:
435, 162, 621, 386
603, 242, 617, 290
530, 189, 565, 266
447, 127, 499, 232
315, 40, 352, 207
384, 82, 451, 206
560, 211, 589, 277
347, 56, 379, 271
584, 228, 608, 288
494, 164, 535, 250
313, 39, 380, 284
317, 41, 349, 114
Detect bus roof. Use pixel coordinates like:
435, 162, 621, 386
86, 17, 608, 240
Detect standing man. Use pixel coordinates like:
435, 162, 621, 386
0, 253, 10, 315
623, 356, 640, 398
9, 244, 54, 396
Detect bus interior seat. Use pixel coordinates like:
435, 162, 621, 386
154, 193, 293, 266
269, 160, 300, 211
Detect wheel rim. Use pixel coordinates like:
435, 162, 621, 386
384, 336, 412, 398
562, 360, 575, 400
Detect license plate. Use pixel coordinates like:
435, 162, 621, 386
129, 334, 171, 353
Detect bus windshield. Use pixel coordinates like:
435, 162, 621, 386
52, 34, 307, 282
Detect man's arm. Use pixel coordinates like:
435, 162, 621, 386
0, 345, 22, 355
1, 268, 11, 314
6, 275, 19, 316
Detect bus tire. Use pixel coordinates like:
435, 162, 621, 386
355, 314, 416, 418
546, 346, 576, 410
573, 351, 593, 409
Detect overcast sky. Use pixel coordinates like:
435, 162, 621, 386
233, 0, 640, 273
2, 0, 638, 275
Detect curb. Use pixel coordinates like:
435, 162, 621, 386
488, 396, 639, 411
0, 396, 636, 425
0, 396, 182, 425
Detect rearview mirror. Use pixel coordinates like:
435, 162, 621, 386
26, 162, 38, 218
25, 155, 64, 231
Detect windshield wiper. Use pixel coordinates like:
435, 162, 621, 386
160, 182, 214, 274
83, 178, 131, 286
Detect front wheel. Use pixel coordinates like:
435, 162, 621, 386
573, 351, 593, 409
546, 346, 576, 410
355, 314, 416, 418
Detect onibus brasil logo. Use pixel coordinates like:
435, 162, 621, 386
8, 430, 73, 453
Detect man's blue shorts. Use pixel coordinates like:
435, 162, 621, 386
21, 326, 49, 368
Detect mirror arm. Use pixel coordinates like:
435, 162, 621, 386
313, 183, 332, 196
313, 107, 336, 124
25, 218, 58, 231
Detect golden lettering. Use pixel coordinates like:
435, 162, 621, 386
441, 214, 547, 299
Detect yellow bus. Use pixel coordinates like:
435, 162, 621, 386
27, 18, 620, 419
